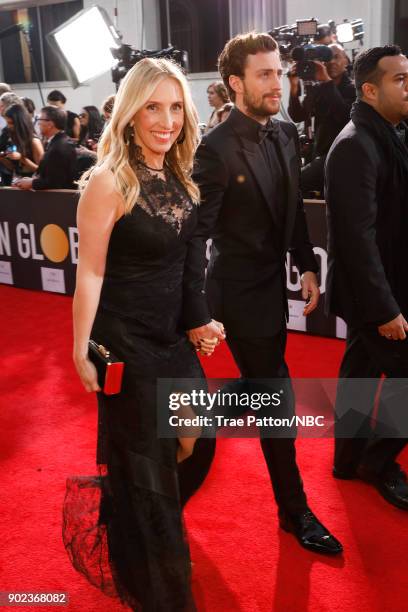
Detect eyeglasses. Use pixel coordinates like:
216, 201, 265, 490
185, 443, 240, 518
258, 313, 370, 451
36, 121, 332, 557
36, 118, 52, 123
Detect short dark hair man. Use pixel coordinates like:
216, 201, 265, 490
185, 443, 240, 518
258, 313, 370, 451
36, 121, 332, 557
288, 44, 356, 196
183, 32, 342, 554
325, 45, 408, 510
47, 89, 80, 140
15, 106, 77, 191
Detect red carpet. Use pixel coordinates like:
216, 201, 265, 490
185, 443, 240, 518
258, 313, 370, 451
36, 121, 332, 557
0, 285, 407, 612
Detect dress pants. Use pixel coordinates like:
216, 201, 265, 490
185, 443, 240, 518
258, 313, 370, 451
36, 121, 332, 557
179, 324, 308, 515
335, 325, 408, 476
225, 325, 308, 515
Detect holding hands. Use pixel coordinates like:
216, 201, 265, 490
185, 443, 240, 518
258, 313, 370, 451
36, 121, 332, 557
187, 319, 226, 356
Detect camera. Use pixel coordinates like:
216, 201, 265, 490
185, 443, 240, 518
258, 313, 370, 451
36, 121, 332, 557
111, 45, 189, 86
270, 17, 364, 81
0, 144, 17, 158
292, 44, 333, 80
270, 19, 333, 81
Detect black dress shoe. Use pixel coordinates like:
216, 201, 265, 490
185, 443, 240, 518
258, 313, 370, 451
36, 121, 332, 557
357, 463, 408, 511
279, 509, 343, 555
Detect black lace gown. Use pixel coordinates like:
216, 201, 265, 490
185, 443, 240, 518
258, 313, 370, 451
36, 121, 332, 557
63, 161, 206, 611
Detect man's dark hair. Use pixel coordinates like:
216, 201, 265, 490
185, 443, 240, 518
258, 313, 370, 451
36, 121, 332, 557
41, 105, 67, 130
353, 44, 402, 99
218, 32, 278, 102
21, 96, 35, 115
47, 89, 67, 104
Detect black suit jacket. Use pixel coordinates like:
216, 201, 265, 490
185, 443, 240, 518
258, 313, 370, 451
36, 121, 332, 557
32, 131, 77, 190
325, 120, 405, 327
183, 108, 318, 336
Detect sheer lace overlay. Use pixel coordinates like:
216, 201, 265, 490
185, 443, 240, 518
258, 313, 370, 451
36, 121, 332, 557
133, 152, 194, 235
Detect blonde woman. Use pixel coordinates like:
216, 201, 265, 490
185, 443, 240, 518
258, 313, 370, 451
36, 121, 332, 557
67, 58, 224, 610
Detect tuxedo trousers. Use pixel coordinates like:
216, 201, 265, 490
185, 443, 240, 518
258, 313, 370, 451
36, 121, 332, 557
179, 323, 308, 515
334, 325, 408, 476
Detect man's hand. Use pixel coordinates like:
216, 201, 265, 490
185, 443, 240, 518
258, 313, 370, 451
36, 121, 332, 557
300, 271, 320, 315
14, 177, 33, 190
187, 319, 226, 351
313, 61, 332, 82
378, 314, 408, 340
288, 63, 300, 96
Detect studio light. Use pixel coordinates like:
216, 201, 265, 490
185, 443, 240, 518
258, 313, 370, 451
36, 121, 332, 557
336, 19, 364, 44
47, 6, 121, 88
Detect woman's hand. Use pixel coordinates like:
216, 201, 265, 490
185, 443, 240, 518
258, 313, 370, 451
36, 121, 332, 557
73, 355, 101, 392
196, 337, 219, 356
195, 319, 225, 356
6, 151, 22, 161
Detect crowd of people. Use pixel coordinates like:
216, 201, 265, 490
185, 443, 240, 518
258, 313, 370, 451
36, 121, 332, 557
0, 77, 234, 192
0, 45, 361, 198
2, 29, 407, 612
0, 84, 115, 189
62, 30, 408, 612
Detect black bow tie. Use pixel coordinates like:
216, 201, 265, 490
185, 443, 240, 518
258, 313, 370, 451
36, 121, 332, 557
259, 121, 280, 143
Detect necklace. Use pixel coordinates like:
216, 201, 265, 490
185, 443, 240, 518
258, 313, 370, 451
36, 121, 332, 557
138, 160, 164, 172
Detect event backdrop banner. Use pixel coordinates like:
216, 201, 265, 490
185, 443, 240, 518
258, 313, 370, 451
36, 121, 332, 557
0, 189, 79, 295
286, 200, 346, 339
0, 190, 345, 339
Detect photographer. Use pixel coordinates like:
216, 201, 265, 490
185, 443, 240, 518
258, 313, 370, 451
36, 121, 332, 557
288, 44, 356, 196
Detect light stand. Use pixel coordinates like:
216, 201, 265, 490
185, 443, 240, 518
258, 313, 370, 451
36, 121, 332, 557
0, 23, 45, 106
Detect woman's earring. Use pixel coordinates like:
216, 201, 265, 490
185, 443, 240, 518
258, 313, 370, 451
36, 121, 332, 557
177, 128, 185, 145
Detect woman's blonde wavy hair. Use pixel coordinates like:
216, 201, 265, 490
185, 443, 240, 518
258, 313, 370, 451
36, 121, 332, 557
79, 58, 200, 212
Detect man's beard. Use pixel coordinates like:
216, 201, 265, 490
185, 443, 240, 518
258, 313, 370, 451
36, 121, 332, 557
242, 86, 278, 119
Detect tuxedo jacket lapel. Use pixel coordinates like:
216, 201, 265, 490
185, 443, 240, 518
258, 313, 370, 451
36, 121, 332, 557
274, 122, 298, 252
239, 135, 281, 228
229, 109, 299, 248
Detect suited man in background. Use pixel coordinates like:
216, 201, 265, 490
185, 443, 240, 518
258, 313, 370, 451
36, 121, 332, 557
325, 45, 408, 510
15, 106, 76, 191
287, 43, 356, 197
183, 32, 342, 555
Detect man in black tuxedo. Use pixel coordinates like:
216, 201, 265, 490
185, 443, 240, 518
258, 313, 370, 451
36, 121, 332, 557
183, 32, 342, 554
15, 105, 76, 191
325, 45, 408, 510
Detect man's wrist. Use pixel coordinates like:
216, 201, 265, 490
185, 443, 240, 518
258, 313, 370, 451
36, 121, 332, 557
186, 317, 212, 332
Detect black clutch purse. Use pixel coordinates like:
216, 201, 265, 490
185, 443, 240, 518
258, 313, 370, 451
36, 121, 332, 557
88, 340, 124, 395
